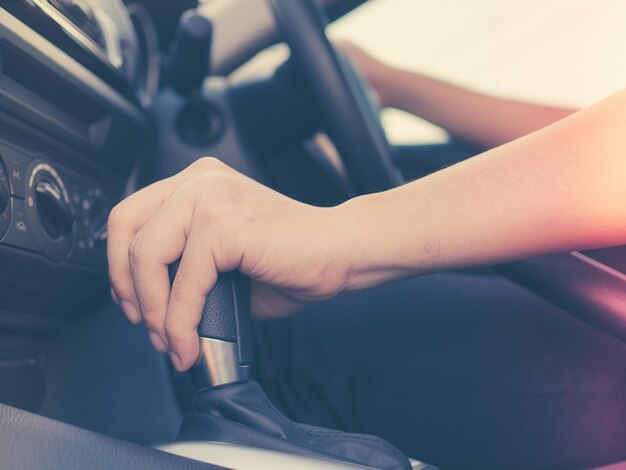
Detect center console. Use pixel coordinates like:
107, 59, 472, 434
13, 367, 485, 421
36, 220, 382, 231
0, 142, 109, 266
0, 3, 150, 410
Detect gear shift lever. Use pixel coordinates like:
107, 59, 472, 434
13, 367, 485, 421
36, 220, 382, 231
165, 264, 416, 470
167, 263, 252, 389
189, 271, 252, 390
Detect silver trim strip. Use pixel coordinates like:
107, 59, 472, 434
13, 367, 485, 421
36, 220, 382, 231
156, 441, 377, 469
191, 337, 250, 389
126, 3, 160, 108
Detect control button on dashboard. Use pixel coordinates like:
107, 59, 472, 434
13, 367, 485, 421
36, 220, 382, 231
1, 197, 40, 253
61, 171, 108, 266
70, 224, 99, 265
0, 147, 32, 198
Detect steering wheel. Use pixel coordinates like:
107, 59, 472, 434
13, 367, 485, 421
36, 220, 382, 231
268, 1, 626, 343
269, 0, 402, 194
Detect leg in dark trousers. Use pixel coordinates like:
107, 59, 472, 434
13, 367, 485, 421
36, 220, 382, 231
254, 273, 626, 470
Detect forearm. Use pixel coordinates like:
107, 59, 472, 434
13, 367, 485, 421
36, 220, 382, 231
335, 88, 626, 290
379, 66, 576, 148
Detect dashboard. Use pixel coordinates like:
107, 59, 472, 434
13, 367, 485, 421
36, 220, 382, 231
0, 0, 624, 353
0, 141, 108, 264
0, 0, 153, 332
2, 0, 160, 104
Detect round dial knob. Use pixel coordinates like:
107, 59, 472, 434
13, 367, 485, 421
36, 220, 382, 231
26, 162, 74, 261
35, 176, 73, 240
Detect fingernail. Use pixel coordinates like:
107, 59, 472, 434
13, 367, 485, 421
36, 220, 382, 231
169, 351, 181, 371
110, 288, 120, 305
149, 331, 167, 352
121, 300, 141, 324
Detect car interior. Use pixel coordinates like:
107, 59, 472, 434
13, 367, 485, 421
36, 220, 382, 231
0, 0, 625, 469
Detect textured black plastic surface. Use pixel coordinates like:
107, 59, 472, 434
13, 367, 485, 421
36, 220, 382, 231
231, 272, 253, 365
199, 272, 237, 342
168, 263, 253, 365
0, 403, 223, 469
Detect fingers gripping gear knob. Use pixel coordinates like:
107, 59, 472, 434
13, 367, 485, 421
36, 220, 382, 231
167, 264, 414, 469
168, 263, 253, 389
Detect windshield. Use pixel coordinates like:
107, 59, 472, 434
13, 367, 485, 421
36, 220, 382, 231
330, 0, 626, 144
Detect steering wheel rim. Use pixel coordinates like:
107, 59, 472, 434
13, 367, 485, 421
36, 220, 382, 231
269, 0, 402, 195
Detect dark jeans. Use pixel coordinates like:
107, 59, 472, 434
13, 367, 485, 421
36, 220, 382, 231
254, 272, 626, 470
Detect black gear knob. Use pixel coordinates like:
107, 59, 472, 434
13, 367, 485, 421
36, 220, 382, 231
169, 263, 253, 390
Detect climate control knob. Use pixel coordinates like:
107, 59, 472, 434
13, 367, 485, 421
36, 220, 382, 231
34, 177, 73, 240
25, 162, 74, 261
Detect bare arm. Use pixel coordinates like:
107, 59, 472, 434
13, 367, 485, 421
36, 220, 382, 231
338, 88, 626, 288
108, 88, 626, 370
339, 41, 577, 148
